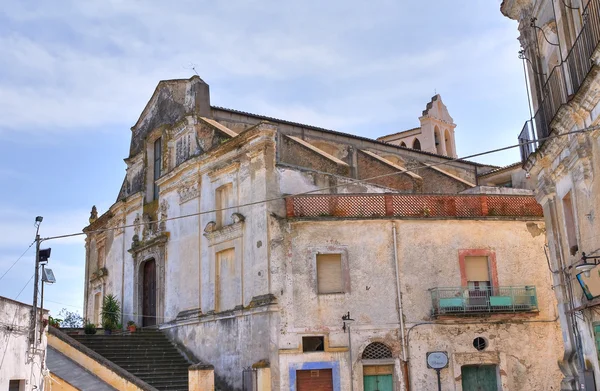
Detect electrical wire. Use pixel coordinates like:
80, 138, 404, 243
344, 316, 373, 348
38, 125, 600, 243
0, 274, 35, 371
0, 241, 35, 282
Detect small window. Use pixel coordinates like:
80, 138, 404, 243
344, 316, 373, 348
302, 336, 325, 352
216, 184, 233, 228
317, 254, 343, 294
97, 244, 105, 269
362, 342, 393, 360
9, 380, 23, 391
562, 191, 578, 255
153, 137, 162, 200
473, 337, 487, 351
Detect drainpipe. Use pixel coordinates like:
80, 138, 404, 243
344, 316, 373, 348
392, 222, 409, 390
348, 325, 354, 391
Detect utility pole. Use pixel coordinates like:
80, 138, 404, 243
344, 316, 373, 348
30, 216, 43, 346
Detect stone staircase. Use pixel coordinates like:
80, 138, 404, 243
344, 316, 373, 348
71, 329, 191, 391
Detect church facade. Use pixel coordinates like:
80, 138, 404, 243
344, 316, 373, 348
83, 76, 564, 390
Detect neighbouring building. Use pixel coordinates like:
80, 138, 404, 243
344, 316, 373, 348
501, 0, 600, 389
0, 296, 48, 391
79, 76, 563, 390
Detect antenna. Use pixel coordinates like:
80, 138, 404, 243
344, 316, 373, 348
183, 62, 199, 76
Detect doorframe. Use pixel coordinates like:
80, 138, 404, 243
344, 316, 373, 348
362, 360, 396, 391
130, 233, 168, 326
289, 361, 341, 391
452, 351, 507, 391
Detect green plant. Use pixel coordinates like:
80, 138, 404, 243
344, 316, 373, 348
101, 294, 121, 331
84, 322, 97, 335
127, 320, 136, 326
48, 316, 62, 328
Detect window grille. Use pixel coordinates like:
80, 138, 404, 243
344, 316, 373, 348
362, 342, 392, 360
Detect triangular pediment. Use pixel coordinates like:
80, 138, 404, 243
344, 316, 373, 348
128, 75, 210, 157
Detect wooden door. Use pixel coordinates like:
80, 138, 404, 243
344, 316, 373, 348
461, 365, 498, 391
296, 369, 333, 391
142, 259, 156, 327
364, 365, 394, 391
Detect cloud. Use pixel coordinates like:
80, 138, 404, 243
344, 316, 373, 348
0, 207, 88, 248
0, 0, 526, 149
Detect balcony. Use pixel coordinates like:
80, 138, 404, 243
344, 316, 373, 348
518, 0, 600, 162
430, 286, 538, 316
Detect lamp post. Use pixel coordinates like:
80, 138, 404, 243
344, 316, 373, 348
30, 216, 43, 346
575, 253, 600, 277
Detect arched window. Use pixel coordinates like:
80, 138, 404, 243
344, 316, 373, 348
434, 126, 443, 154
400, 141, 407, 148
412, 138, 421, 150
444, 129, 452, 157
362, 342, 393, 360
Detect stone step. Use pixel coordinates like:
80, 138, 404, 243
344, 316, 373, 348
72, 329, 191, 391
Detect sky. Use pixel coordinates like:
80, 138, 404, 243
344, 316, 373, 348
0, 0, 527, 319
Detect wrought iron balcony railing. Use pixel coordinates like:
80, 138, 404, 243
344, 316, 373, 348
430, 286, 538, 316
518, 0, 600, 162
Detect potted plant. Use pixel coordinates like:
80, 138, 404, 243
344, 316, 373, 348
127, 320, 137, 333
84, 321, 97, 335
101, 294, 121, 335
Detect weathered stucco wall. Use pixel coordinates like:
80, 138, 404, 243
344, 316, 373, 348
0, 297, 47, 391
162, 309, 278, 391
273, 218, 563, 390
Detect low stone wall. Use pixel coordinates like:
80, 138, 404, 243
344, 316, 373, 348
161, 305, 277, 390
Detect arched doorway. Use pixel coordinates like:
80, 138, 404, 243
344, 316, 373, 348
400, 141, 407, 148
142, 259, 157, 327
362, 342, 394, 391
412, 138, 421, 150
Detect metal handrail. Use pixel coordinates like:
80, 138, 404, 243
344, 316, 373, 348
430, 285, 538, 316
518, 0, 600, 162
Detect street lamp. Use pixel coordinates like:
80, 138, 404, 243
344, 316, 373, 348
575, 252, 600, 277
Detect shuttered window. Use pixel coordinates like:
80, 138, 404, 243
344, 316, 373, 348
317, 254, 343, 294
464, 256, 490, 282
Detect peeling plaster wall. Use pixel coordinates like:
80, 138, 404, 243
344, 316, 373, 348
275, 218, 563, 391
162, 309, 278, 391
0, 298, 47, 391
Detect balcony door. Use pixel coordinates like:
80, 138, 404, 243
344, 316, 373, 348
465, 256, 490, 308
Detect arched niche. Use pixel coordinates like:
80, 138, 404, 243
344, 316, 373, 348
412, 138, 421, 150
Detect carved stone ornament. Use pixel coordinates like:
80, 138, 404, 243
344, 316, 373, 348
142, 213, 152, 240
231, 212, 245, 224
159, 199, 169, 232
203, 213, 245, 247
178, 182, 199, 204
133, 213, 141, 237
89, 205, 98, 224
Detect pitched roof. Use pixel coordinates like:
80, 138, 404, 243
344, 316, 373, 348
477, 161, 523, 178
376, 127, 421, 141
212, 106, 493, 167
